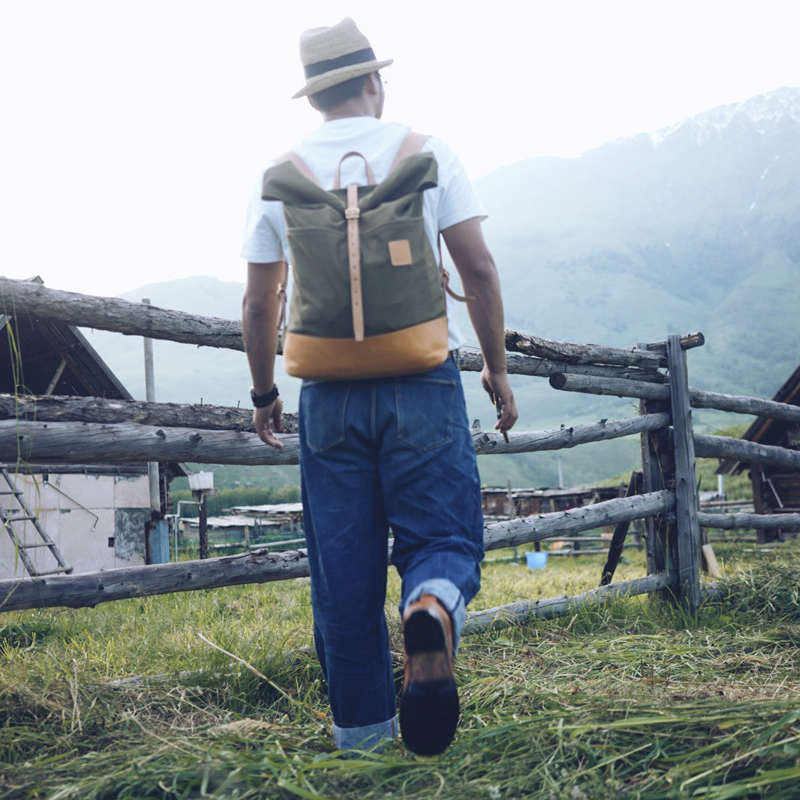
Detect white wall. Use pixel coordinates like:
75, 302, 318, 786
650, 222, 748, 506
0, 472, 150, 580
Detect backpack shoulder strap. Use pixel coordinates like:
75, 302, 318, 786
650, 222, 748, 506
389, 131, 475, 304
389, 131, 430, 172
273, 150, 321, 187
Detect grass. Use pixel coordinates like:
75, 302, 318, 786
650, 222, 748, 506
2, 543, 800, 799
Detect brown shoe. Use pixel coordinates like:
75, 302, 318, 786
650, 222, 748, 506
400, 594, 459, 755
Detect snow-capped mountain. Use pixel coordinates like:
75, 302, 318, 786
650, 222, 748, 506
651, 87, 800, 147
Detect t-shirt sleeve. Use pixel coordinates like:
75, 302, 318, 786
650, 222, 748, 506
424, 137, 488, 231
239, 170, 286, 263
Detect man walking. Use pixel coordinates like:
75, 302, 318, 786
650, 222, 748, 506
241, 18, 517, 755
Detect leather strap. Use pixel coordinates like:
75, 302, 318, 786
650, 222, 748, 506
441, 267, 474, 302
276, 261, 288, 332
346, 183, 365, 342
389, 131, 429, 171
273, 150, 321, 186
391, 132, 474, 304
334, 152, 376, 189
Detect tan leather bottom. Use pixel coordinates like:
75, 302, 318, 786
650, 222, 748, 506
284, 317, 449, 381
402, 595, 454, 686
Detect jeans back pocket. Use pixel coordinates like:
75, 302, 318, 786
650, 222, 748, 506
300, 382, 351, 452
395, 377, 456, 452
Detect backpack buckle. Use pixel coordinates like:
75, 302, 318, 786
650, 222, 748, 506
345, 207, 360, 220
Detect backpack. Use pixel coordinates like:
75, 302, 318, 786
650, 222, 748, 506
261, 131, 454, 381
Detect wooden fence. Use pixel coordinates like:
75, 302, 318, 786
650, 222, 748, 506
2, 277, 800, 627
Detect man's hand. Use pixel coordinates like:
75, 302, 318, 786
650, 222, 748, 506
253, 397, 284, 449
481, 368, 518, 436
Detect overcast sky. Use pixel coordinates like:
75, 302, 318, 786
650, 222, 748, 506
2, 0, 798, 299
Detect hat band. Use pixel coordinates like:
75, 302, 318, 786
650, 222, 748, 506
304, 47, 376, 79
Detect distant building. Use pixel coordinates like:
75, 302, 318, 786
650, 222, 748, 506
481, 485, 625, 519
717, 363, 800, 541
0, 285, 184, 579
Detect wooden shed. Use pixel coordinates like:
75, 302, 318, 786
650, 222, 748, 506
718, 363, 800, 541
481, 485, 625, 520
0, 287, 185, 578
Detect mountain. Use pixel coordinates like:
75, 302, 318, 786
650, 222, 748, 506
83, 89, 800, 489
475, 87, 800, 399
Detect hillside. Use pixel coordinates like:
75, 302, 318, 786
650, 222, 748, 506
476, 87, 800, 397
83, 88, 800, 489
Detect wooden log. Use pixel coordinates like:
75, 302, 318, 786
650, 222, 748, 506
0, 394, 299, 434
11, 418, 793, 474
701, 544, 722, 578
698, 511, 800, 531
463, 573, 671, 633
550, 373, 800, 424
0, 277, 249, 351
600, 470, 642, 586
707, 535, 760, 543
541, 546, 638, 556
505, 329, 666, 369
472, 413, 670, 455
668, 334, 701, 610
0, 278, 678, 385
483, 490, 674, 551
458, 350, 668, 383
550, 372, 670, 399
1, 420, 301, 466
0, 548, 311, 612
688, 389, 800, 423
0, 415, 670, 466
504, 331, 703, 369
0, 490, 675, 612
643, 332, 705, 354
638, 344, 671, 581
694, 434, 800, 471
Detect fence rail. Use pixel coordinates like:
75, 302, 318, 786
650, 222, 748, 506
0, 492, 672, 612
2, 278, 799, 619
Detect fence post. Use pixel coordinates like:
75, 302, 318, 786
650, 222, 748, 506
638, 342, 670, 589
667, 335, 701, 611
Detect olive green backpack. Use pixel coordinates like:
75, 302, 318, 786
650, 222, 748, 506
261, 132, 458, 381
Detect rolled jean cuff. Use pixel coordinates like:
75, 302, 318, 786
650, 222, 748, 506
334, 715, 398, 751
404, 578, 466, 656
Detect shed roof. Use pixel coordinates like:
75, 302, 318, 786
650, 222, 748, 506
1, 278, 185, 476
1, 280, 131, 399
718, 363, 800, 475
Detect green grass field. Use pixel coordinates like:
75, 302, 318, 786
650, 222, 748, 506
2, 541, 800, 799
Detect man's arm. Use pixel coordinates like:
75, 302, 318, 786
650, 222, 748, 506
242, 261, 286, 449
441, 218, 518, 434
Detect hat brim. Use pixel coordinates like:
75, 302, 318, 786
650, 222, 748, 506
292, 58, 393, 99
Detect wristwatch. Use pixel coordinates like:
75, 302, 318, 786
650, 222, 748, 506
250, 384, 279, 408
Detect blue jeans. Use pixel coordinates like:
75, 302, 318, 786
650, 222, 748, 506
298, 356, 484, 750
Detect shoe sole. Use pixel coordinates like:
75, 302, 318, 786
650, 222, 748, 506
400, 608, 459, 756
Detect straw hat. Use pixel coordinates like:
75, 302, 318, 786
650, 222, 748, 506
293, 18, 393, 99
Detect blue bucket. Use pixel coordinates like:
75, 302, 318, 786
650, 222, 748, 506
526, 551, 548, 570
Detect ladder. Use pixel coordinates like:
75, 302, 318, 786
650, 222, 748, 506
1, 467, 73, 577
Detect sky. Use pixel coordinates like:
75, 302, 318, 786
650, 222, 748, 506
2, 0, 799, 299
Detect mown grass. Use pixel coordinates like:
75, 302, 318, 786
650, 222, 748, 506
2, 542, 800, 799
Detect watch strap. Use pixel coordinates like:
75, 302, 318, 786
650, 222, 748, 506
251, 384, 279, 408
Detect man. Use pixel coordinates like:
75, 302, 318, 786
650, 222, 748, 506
241, 18, 517, 756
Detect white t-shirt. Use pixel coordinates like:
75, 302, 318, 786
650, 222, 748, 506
240, 116, 487, 350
